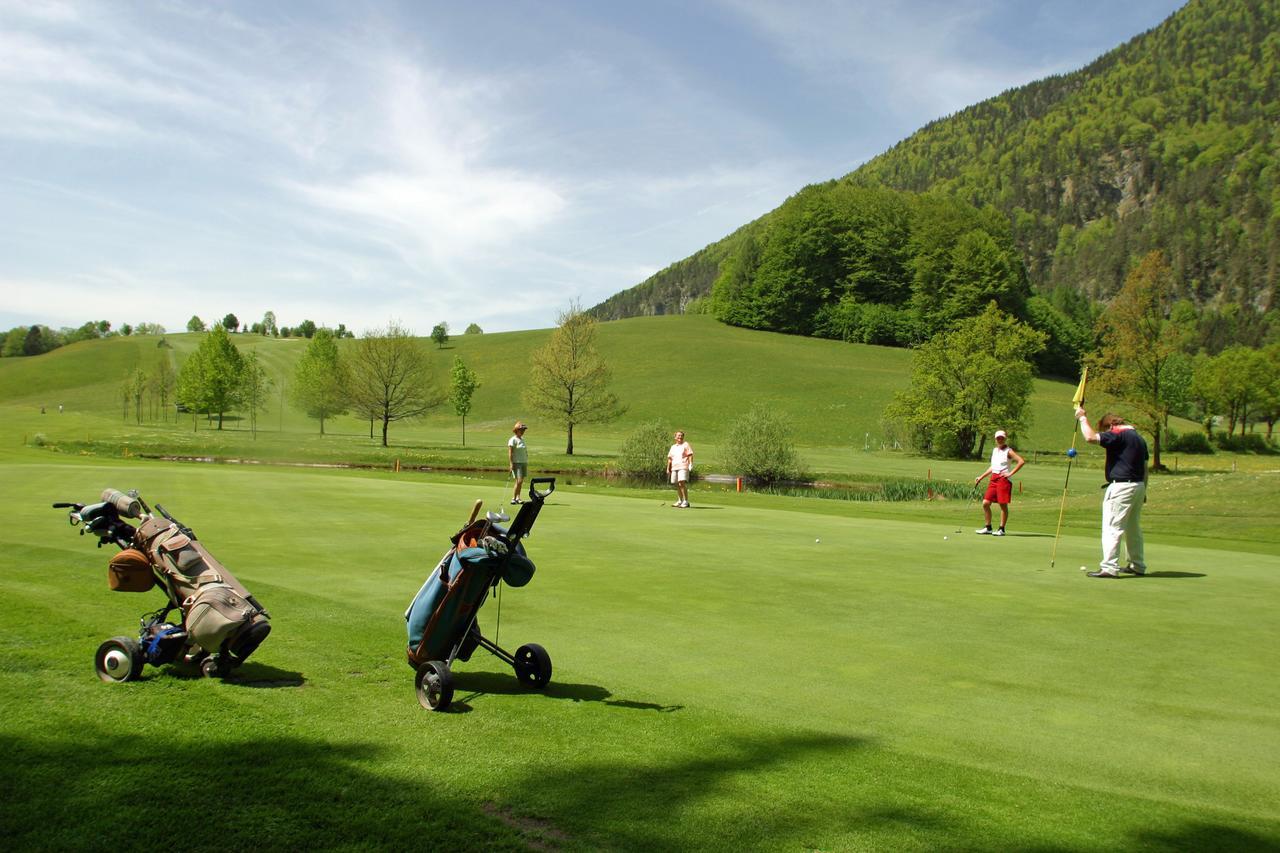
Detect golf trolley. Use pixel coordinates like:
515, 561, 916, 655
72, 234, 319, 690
53, 489, 271, 682
404, 478, 556, 711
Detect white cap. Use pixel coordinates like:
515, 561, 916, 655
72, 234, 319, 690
994, 430, 1007, 439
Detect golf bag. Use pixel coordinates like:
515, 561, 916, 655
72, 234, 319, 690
404, 478, 556, 711
53, 488, 271, 682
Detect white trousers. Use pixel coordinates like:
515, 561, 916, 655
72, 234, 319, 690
1101, 481, 1146, 573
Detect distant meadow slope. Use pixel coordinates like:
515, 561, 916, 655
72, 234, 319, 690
0, 316, 1107, 457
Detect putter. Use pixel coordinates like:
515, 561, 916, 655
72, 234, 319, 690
962, 482, 980, 533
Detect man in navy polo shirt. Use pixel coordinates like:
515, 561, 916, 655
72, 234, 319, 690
1075, 407, 1149, 578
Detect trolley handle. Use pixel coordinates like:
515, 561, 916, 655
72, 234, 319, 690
529, 478, 556, 502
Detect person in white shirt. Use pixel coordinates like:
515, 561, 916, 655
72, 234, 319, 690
974, 429, 1025, 536
666, 430, 694, 508
507, 421, 529, 505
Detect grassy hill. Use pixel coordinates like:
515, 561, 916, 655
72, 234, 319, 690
0, 317, 1222, 485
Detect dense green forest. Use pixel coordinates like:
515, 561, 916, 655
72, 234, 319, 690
591, 0, 1279, 359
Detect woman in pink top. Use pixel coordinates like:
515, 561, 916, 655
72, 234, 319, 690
666, 430, 694, 508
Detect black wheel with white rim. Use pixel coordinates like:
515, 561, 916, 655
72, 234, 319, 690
200, 656, 226, 679
94, 636, 143, 683
513, 643, 552, 689
415, 660, 454, 711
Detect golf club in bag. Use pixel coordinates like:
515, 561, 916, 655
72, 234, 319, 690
404, 478, 556, 711
53, 488, 271, 682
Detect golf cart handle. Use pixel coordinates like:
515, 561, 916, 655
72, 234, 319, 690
529, 478, 555, 501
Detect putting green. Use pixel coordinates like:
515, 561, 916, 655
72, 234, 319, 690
1, 455, 1277, 850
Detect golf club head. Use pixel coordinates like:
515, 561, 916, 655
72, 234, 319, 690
486, 510, 510, 524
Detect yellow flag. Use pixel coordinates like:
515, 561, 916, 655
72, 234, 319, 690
1071, 367, 1089, 409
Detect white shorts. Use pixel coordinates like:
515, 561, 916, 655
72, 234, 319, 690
669, 469, 688, 484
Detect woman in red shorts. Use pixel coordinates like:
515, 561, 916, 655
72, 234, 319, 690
974, 429, 1025, 536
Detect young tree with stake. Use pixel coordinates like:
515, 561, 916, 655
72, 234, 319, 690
449, 357, 479, 446
523, 304, 624, 455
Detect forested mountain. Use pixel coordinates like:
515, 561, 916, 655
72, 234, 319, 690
590, 0, 1278, 352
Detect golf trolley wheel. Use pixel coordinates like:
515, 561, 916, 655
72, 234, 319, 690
415, 661, 454, 711
200, 656, 228, 679
94, 636, 143, 683
513, 643, 552, 689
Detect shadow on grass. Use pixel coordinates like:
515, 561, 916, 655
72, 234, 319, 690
502, 732, 896, 850
134, 660, 306, 686
1132, 571, 1207, 579
226, 660, 307, 687
1128, 821, 1280, 852
0, 731, 516, 851
0, 728, 883, 850
450, 669, 682, 713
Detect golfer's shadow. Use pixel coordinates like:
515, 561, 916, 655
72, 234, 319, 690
1000, 532, 1053, 538
448, 670, 682, 714
1134, 571, 1206, 579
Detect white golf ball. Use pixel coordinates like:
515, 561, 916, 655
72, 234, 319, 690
815, 538, 820, 543
1079, 566, 1088, 571
943, 536, 949, 540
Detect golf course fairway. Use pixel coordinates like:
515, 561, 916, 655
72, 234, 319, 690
1, 453, 1277, 850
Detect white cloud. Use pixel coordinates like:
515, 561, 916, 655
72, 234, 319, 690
712, 0, 1066, 117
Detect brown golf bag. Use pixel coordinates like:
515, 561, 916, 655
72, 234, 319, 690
54, 488, 271, 682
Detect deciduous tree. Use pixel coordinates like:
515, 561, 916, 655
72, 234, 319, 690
150, 358, 176, 423
240, 351, 273, 439
176, 324, 244, 429
523, 305, 624, 455
1089, 251, 1185, 469
291, 328, 350, 435
448, 357, 479, 446
886, 304, 1045, 457
431, 322, 450, 349
348, 322, 441, 447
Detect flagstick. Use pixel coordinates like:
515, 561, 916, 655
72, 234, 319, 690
1051, 368, 1088, 568
1049, 431, 1079, 568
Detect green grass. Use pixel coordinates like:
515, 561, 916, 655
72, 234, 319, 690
1, 449, 1278, 850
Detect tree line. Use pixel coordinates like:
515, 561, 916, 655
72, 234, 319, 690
887, 251, 1280, 463
140, 309, 618, 453
3, 320, 167, 358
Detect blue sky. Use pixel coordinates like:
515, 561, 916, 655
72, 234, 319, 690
1, 0, 1186, 336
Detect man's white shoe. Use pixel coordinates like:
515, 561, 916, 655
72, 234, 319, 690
993, 528, 1005, 537
975, 527, 992, 534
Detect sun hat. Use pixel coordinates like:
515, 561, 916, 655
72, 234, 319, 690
513, 421, 527, 431
994, 429, 1007, 439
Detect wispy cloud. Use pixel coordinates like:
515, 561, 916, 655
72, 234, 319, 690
714, 0, 1075, 118
0, 0, 1186, 334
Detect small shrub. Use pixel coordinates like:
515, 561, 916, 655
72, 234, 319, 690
1214, 432, 1275, 453
31, 433, 48, 447
1165, 431, 1213, 454
614, 420, 674, 480
722, 404, 802, 484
